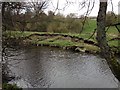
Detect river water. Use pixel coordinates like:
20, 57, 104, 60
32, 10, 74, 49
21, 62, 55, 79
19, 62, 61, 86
7, 46, 118, 88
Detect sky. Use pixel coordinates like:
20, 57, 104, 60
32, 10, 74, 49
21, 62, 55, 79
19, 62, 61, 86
45, 0, 120, 17
1, 0, 119, 17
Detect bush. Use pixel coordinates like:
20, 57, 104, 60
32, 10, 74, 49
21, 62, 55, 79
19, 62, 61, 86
3, 83, 22, 90
47, 21, 69, 33
67, 19, 83, 33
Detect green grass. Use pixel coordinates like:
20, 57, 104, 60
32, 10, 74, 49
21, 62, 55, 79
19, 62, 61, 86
106, 26, 119, 40
84, 19, 97, 33
35, 39, 99, 53
108, 40, 119, 47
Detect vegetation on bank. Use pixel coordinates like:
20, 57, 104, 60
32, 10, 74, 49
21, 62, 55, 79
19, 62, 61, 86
3, 28, 119, 54
2, 83, 22, 90
3, 31, 99, 53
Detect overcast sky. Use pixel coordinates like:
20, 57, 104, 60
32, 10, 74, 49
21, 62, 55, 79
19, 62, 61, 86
45, 0, 120, 17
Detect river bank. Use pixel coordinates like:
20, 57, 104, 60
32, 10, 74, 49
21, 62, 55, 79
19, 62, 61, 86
3, 31, 120, 55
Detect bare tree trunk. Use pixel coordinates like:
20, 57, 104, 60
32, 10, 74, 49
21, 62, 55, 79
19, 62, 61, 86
96, 0, 120, 82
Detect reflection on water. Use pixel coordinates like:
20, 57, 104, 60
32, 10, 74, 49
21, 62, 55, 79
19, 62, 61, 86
8, 46, 118, 88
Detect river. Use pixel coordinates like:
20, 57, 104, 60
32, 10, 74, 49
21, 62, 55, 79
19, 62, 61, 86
7, 46, 118, 88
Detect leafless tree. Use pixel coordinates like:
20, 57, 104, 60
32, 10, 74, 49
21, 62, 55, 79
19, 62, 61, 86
27, 0, 49, 16
96, 0, 120, 82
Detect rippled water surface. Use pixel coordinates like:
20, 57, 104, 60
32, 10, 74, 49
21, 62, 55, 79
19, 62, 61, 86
8, 46, 118, 88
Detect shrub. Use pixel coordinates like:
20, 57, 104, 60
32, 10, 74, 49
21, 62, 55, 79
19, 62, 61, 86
47, 21, 69, 33
3, 83, 22, 90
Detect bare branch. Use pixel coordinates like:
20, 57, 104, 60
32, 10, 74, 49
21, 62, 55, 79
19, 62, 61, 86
27, 0, 49, 16
54, 0, 59, 14
110, 0, 113, 12
87, 28, 96, 40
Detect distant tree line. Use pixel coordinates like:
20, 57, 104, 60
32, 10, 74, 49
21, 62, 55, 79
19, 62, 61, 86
2, 2, 120, 34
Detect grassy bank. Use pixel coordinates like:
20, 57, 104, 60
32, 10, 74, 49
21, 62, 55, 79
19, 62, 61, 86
3, 31, 99, 53
3, 29, 119, 54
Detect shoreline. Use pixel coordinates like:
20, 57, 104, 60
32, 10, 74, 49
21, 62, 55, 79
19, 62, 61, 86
3, 31, 119, 55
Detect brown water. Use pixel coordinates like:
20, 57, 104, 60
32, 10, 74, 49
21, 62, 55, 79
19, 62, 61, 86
7, 46, 118, 88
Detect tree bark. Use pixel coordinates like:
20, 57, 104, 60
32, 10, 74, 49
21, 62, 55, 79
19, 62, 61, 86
96, 0, 120, 82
